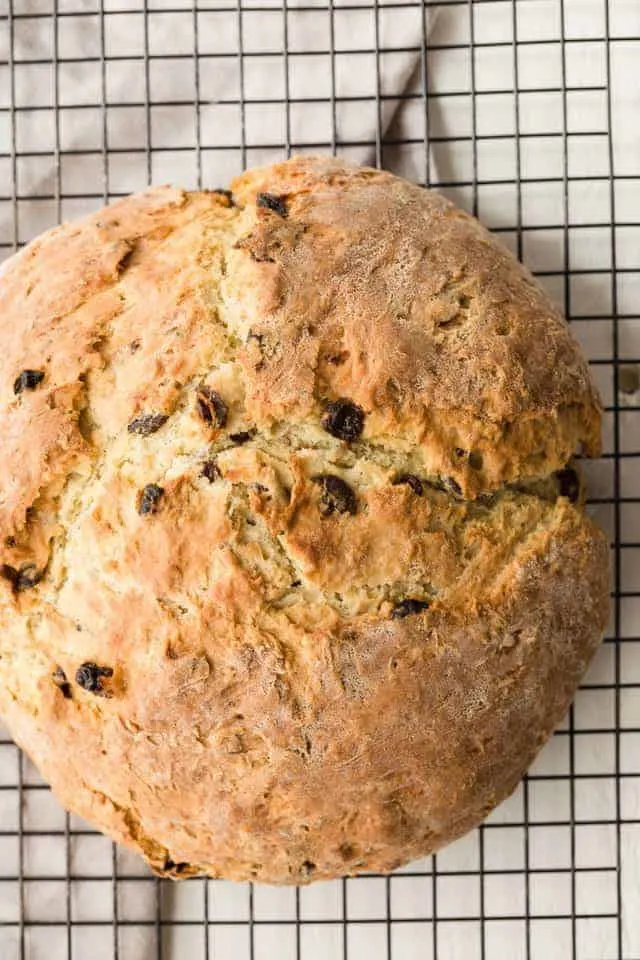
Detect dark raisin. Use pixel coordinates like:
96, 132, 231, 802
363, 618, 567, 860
291, 580, 302, 587
555, 467, 580, 504
321, 399, 365, 442
300, 861, 316, 878
52, 667, 72, 700
201, 459, 221, 483
75, 662, 113, 695
138, 484, 164, 516
256, 192, 288, 217
312, 475, 357, 516
455, 447, 466, 459
229, 430, 255, 445
196, 387, 228, 428
392, 474, 423, 496
5, 536, 16, 548
127, 413, 168, 436
14, 370, 44, 394
391, 598, 430, 619
1, 563, 42, 592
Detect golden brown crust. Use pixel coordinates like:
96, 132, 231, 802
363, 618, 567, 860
229, 156, 601, 496
0, 157, 608, 883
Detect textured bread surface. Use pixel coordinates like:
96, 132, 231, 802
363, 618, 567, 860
0, 156, 608, 883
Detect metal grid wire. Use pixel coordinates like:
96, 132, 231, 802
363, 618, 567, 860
0, 0, 639, 958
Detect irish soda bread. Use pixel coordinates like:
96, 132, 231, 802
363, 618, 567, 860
0, 156, 608, 883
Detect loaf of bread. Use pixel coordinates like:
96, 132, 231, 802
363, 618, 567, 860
0, 156, 608, 883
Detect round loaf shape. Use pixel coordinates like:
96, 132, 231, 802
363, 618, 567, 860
0, 156, 608, 883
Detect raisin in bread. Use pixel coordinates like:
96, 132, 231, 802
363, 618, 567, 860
0, 156, 609, 883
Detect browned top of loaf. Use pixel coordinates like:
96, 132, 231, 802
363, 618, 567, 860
230, 156, 600, 494
0, 156, 608, 884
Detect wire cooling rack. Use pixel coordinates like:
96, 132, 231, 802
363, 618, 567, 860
1, 0, 639, 958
